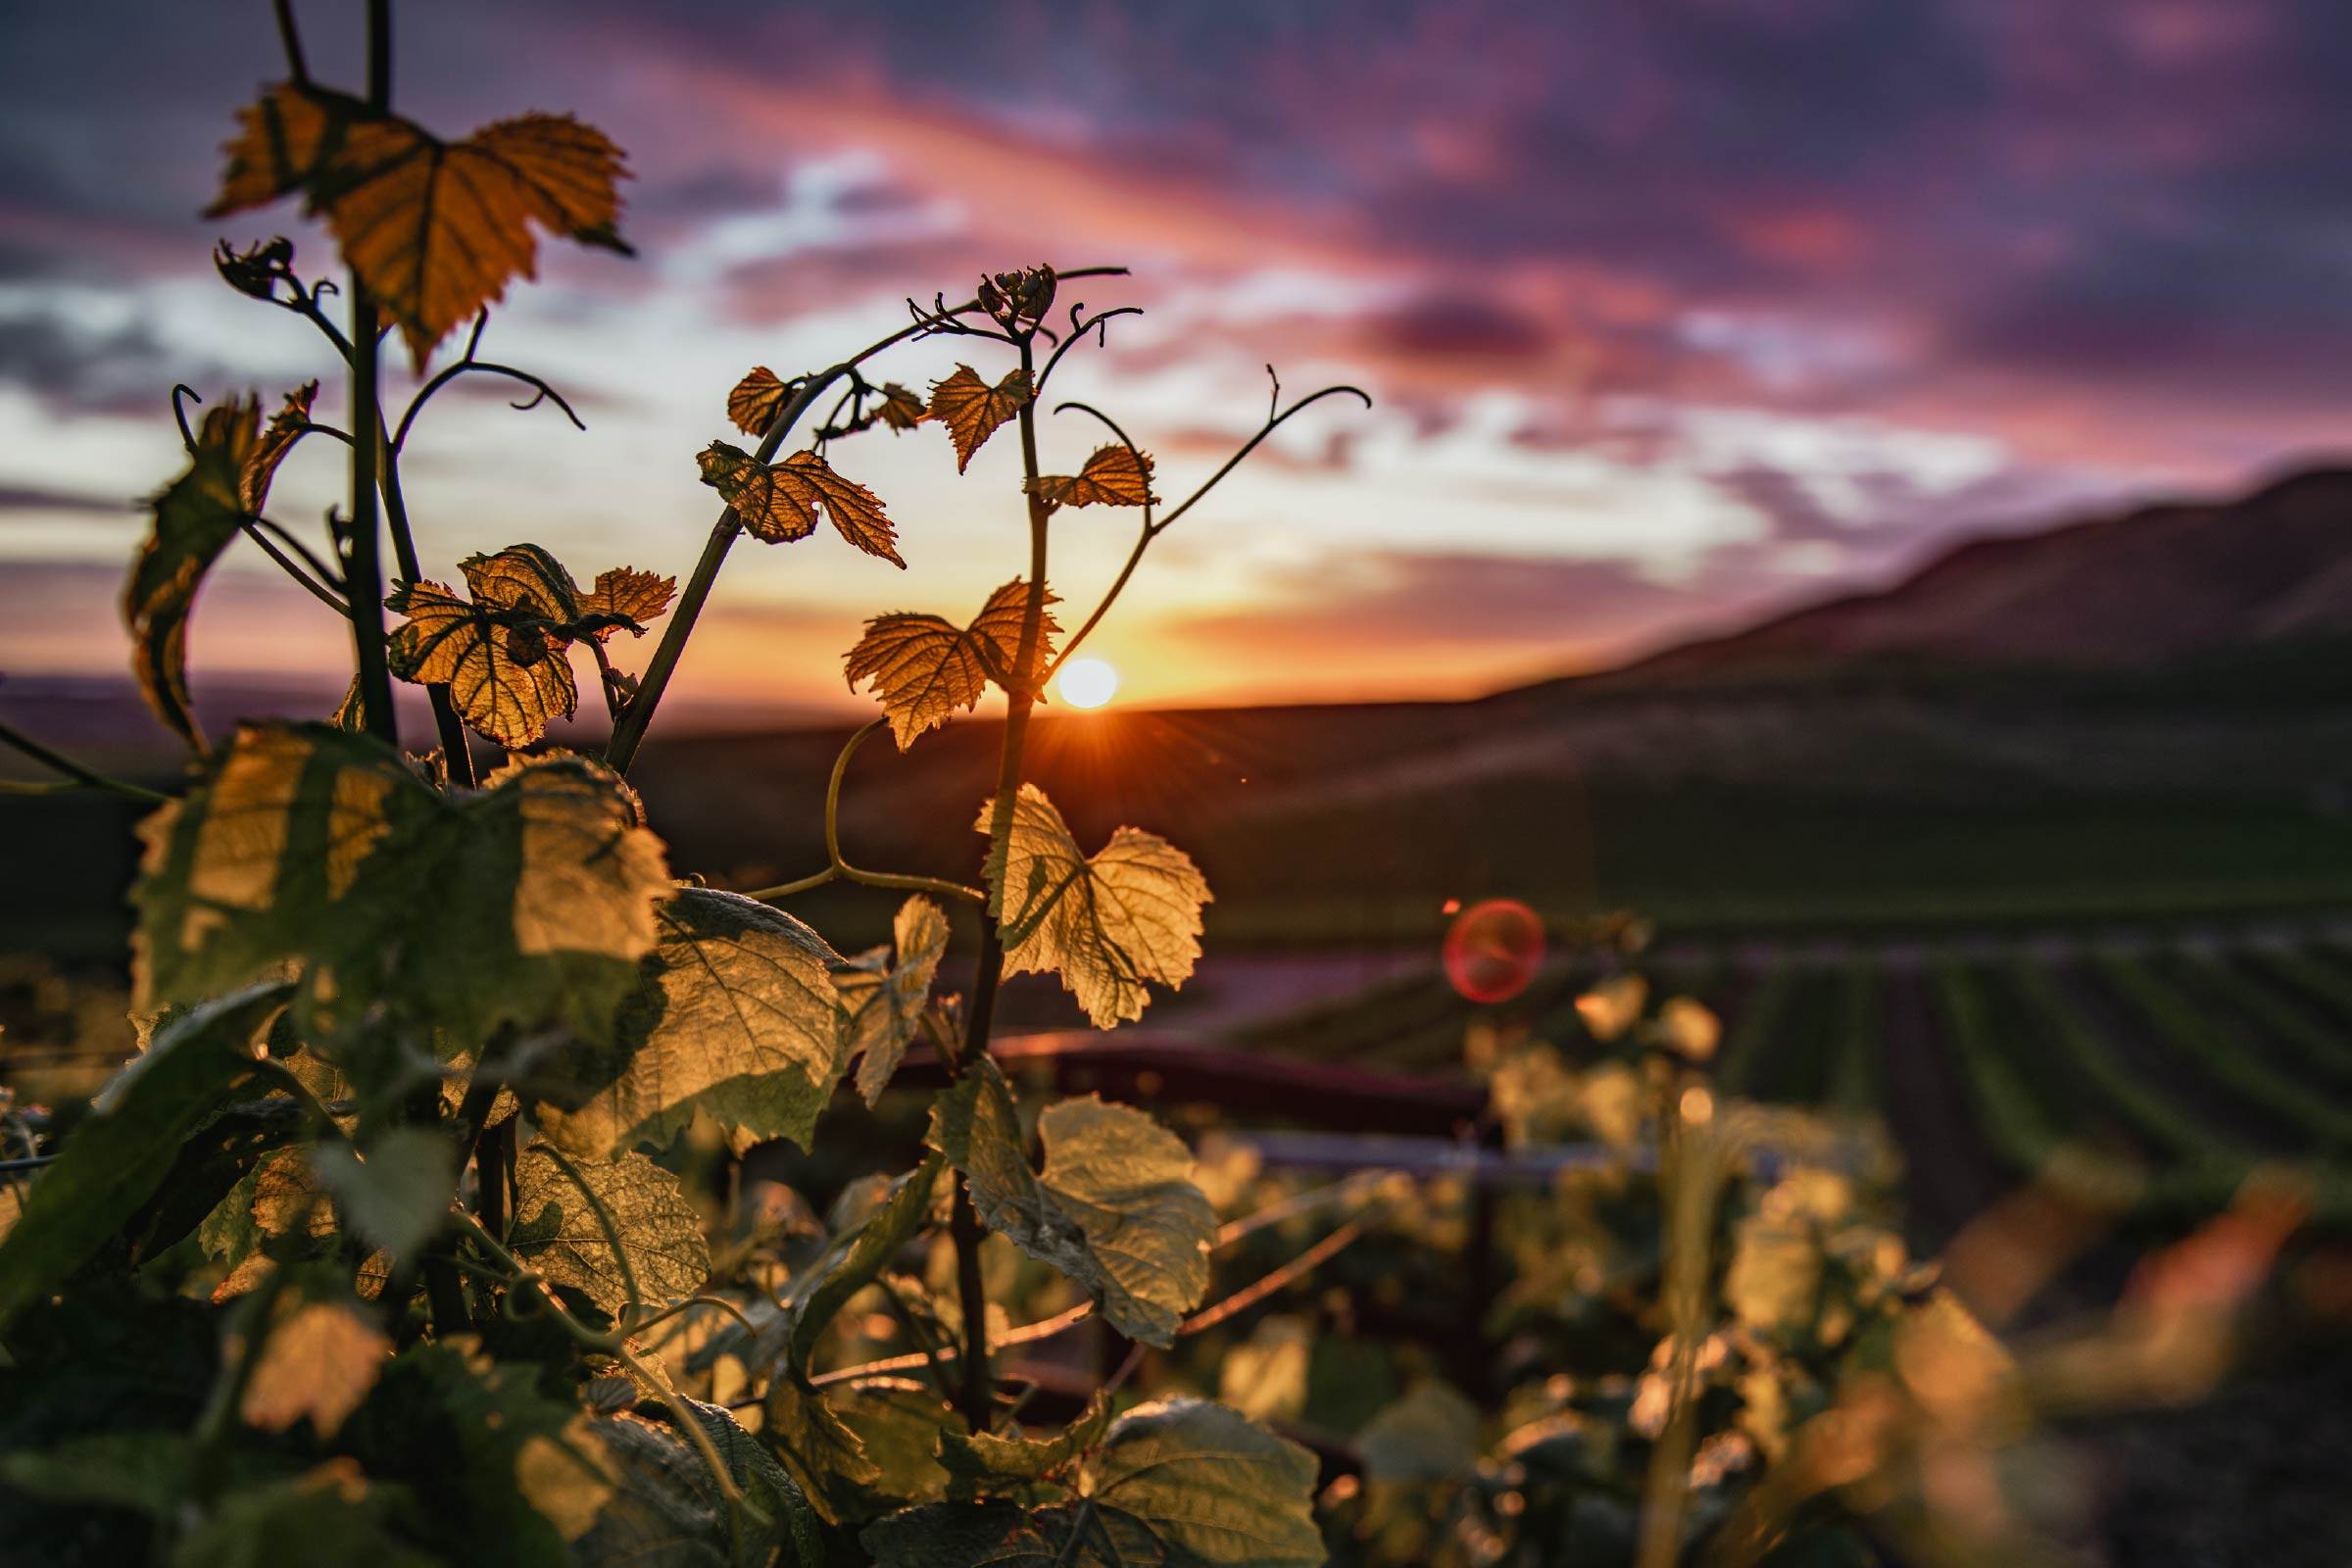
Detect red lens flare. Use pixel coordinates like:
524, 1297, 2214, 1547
1443, 898, 1545, 1004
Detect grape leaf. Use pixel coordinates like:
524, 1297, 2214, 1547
533, 888, 848, 1158
928, 1061, 1212, 1347
579, 567, 676, 636
124, 392, 312, 752
697, 442, 903, 565
133, 724, 670, 1053
727, 366, 793, 435
308, 1128, 453, 1259
938, 1390, 1110, 1500
208, 81, 631, 370
174, 1460, 436, 1568
510, 1142, 710, 1317
1026, 445, 1156, 511
834, 897, 950, 1105
979, 784, 1210, 1029
583, 1403, 821, 1568
0, 980, 286, 1334
926, 365, 1030, 472
779, 1154, 942, 1375
845, 580, 1058, 751
388, 546, 671, 746
863, 1398, 1321, 1568
873, 382, 926, 431
240, 1300, 391, 1438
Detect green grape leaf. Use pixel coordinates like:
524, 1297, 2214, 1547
727, 365, 793, 436
979, 784, 1210, 1029
845, 580, 1058, 751
132, 725, 670, 1054
0, 979, 286, 1334
510, 1142, 710, 1318
580, 1403, 820, 1568
864, 1398, 1322, 1568
174, 1460, 437, 1568
765, 1376, 964, 1529
533, 888, 848, 1158
308, 1127, 454, 1259
779, 1154, 942, 1375
208, 81, 631, 371
1026, 444, 1156, 510
1353, 1380, 1482, 1483
925, 365, 1029, 473
697, 442, 903, 565
125, 391, 315, 752
939, 1390, 1110, 1501
928, 1061, 1212, 1347
340, 1344, 607, 1567
834, 897, 951, 1104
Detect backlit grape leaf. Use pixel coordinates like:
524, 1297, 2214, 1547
532, 888, 848, 1158
133, 724, 669, 1053
1026, 445, 1156, 510
241, 1300, 391, 1438
978, 784, 1210, 1029
309, 1128, 453, 1259
511, 1142, 710, 1317
244, 380, 319, 511
698, 442, 903, 565
727, 366, 793, 435
208, 82, 631, 370
873, 382, 925, 430
928, 1061, 1212, 1346
926, 365, 1029, 472
0, 980, 286, 1333
778, 1154, 942, 1375
845, 579, 1058, 750
386, 579, 576, 747
863, 1398, 1321, 1568
124, 397, 257, 752
579, 567, 676, 637
834, 897, 950, 1105
938, 1389, 1109, 1500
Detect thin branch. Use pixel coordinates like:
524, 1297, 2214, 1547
0, 720, 169, 805
743, 719, 984, 905
240, 521, 348, 612
393, 358, 586, 452
271, 0, 311, 83
603, 266, 1131, 774
1181, 1214, 1373, 1336
1155, 381, 1372, 532
172, 384, 202, 452
253, 515, 346, 590
1033, 306, 1145, 394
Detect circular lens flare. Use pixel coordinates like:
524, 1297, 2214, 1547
1443, 898, 1545, 1004
1055, 658, 1119, 710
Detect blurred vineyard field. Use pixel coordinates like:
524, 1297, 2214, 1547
1243, 929, 2352, 1245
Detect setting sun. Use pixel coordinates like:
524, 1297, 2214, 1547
1055, 657, 1120, 710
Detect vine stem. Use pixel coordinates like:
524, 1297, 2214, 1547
341, 0, 397, 748
601, 266, 1128, 775
0, 720, 168, 805
739, 717, 984, 906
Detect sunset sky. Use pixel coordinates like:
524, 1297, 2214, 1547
3, 1, 2349, 721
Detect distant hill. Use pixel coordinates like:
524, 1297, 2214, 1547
1588, 466, 2352, 685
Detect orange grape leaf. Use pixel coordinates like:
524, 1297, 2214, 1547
727, 366, 792, 436
386, 545, 588, 748
1028, 444, 1156, 510
872, 382, 925, 431
978, 784, 1211, 1028
243, 380, 318, 513
844, 579, 1059, 749
124, 397, 260, 752
696, 442, 903, 565
579, 567, 677, 638
207, 82, 631, 371
926, 365, 1030, 472
239, 1300, 390, 1438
